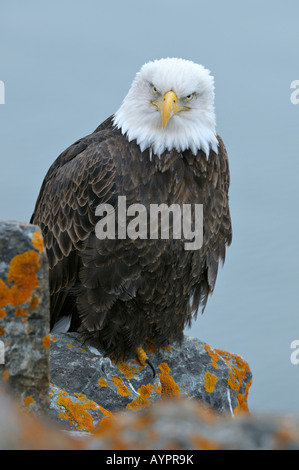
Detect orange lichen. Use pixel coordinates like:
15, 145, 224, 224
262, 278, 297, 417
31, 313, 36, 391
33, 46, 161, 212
51, 336, 57, 342
98, 405, 113, 419
273, 427, 299, 449
215, 349, 251, 414
192, 434, 221, 450
99, 417, 111, 427
7, 250, 40, 306
204, 372, 217, 393
98, 377, 108, 388
0, 326, 4, 336
126, 383, 155, 412
109, 353, 142, 379
14, 307, 27, 317
24, 396, 34, 407
117, 359, 140, 379
216, 350, 250, 394
57, 390, 100, 432
29, 296, 39, 310
2, 370, 9, 382
94, 411, 128, 449
158, 363, 180, 400
112, 376, 131, 397
95, 414, 119, 438
194, 402, 217, 424
0, 308, 6, 319
42, 335, 50, 349
204, 344, 220, 370
0, 280, 10, 307
235, 380, 252, 415
32, 231, 44, 253
0, 250, 40, 320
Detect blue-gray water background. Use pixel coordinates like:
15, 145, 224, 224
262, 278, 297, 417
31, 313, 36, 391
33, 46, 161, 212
0, 0, 298, 414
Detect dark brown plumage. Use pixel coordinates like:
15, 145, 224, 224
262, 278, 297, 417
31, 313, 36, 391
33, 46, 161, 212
31, 115, 232, 361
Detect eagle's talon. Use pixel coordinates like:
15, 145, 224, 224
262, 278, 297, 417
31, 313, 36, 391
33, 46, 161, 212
145, 358, 156, 378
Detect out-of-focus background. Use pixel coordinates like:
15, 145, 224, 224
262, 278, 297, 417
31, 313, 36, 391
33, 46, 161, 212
0, 0, 298, 414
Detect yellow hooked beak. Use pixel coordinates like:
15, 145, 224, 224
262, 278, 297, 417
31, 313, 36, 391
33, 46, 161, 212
152, 91, 188, 130
161, 91, 179, 130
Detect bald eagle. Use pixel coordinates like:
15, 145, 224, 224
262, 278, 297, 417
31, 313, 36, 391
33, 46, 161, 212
31, 58, 232, 368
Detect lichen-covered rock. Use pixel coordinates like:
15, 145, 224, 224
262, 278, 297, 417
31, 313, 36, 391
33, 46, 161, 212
0, 385, 79, 450
1, 385, 299, 451
50, 332, 252, 431
86, 398, 299, 451
49, 384, 113, 433
0, 221, 50, 414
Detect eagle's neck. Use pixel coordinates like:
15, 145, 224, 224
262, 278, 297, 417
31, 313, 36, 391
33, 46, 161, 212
113, 106, 218, 159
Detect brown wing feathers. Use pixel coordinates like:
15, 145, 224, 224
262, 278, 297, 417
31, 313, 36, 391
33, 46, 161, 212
31, 118, 232, 359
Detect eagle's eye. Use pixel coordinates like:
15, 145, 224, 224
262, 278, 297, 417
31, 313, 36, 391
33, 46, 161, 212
151, 85, 159, 95
185, 94, 194, 101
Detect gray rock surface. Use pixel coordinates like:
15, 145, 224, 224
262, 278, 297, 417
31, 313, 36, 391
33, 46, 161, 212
86, 398, 299, 451
1, 384, 299, 450
0, 221, 50, 414
50, 332, 252, 431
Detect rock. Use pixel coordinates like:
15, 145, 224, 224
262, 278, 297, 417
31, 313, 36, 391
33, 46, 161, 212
0, 385, 79, 450
0, 220, 260, 450
85, 398, 299, 451
0, 221, 50, 414
49, 332, 252, 431
1, 385, 299, 450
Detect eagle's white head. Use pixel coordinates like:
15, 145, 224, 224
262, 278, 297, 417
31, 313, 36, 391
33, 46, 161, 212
113, 58, 218, 158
